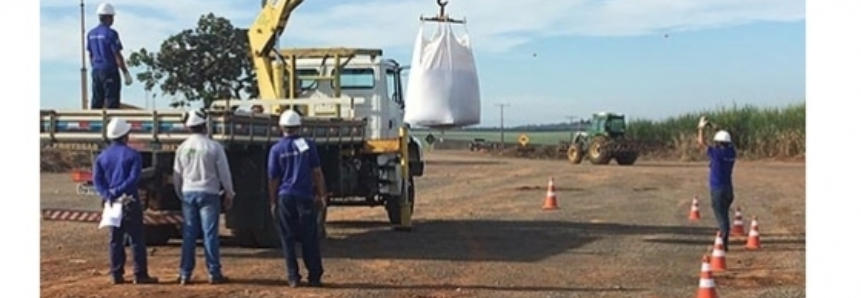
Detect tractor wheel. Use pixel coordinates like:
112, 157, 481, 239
615, 152, 639, 166
588, 137, 613, 165
567, 145, 584, 164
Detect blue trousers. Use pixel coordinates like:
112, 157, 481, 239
109, 202, 149, 279
90, 68, 121, 109
276, 194, 324, 282
179, 191, 224, 279
710, 186, 735, 250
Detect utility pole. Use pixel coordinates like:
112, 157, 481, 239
80, 0, 88, 109
495, 103, 510, 146
565, 115, 577, 141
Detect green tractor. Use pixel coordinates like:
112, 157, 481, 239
561, 112, 639, 165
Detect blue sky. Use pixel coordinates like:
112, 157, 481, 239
40, 0, 805, 127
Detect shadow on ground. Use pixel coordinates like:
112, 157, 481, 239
642, 236, 804, 245
424, 160, 506, 166
222, 219, 713, 262
226, 277, 645, 293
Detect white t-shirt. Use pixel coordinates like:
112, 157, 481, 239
172, 134, 235, 197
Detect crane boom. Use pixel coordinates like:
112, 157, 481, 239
247, 0, 305, 101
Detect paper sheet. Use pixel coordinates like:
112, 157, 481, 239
294, 138, 310, 153
98, 202, 124, 229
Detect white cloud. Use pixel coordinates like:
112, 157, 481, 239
41, 0, 804, 64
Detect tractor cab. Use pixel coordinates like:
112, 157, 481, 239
590, 112, 627, 138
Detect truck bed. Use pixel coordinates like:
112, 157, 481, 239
40, 109, 368, 151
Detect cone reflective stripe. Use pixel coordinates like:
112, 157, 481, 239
542, 177, 559, 210
746, 216, 761, 250
731, 207, 745, 237
710, 232, 727, 271
697, 254, 719, 298
689, 196, 701, 221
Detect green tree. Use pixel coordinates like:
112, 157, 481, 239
128, 13, 257, 108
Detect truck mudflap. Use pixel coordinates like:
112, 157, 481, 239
41, 209, 184, 225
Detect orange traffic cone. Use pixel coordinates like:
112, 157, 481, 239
730, 207, 745, 237
697, 254, 719, 298
689, 196, 701, 221
542, 178, 559, 210
746, 216, 761, 250
710, 232, 727, 272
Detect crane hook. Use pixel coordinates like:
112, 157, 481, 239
436, 0, 449, 18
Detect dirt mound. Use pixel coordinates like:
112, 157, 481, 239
41, 150, 92, 173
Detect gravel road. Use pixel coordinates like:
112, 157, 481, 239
40, 150, 805, 298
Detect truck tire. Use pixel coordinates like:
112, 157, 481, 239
143, 225, 175, 246
386, 177, 415, 226
588, 137, 613, 165
567, 145, 584, 164
233, 204, 280, 249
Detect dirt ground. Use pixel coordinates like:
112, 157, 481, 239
40, 150, 805, 298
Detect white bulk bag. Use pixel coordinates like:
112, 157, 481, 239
404, 22, 481, 128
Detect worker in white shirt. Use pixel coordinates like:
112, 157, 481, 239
172, 108, 236, 285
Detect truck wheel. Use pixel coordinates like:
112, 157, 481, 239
588, 137, 613, 165
143, 225, 175, 246
233, 204, 281, 249
567, 145, 584, 164
386, 177, 415, 225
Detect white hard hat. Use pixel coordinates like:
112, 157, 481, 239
714, 130, 732, 143
96, 3, 115, 16
279, 110, 302, 127
183, 108, 207, 127
106, 117, 131, 139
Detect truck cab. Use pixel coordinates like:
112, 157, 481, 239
284, 54, 407, 140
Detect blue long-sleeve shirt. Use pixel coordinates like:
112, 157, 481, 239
93, 142, 142, 202
267, 135, 320, 199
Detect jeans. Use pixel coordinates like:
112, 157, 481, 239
710, 186, 735, 250
91, 68, 121, 109
276, 194, 324, 282
108, 201, 149, 279
179, 191, 223, 279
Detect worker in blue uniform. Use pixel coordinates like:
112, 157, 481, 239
86, 2, 133, 110
267, 110, 328, 287
697, 116, 737, 251
92, 117, 159, 284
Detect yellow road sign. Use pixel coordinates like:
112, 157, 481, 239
518, 134, 530, 146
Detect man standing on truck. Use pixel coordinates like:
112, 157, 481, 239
87, 2, 133, 110
268, 109, 327, 288
697, 116, 737, 251
173, 109, 235, 285
92, 117, 159, 285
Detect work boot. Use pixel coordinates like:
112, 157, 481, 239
177, 276, 190, 286
110, 276, 126, 285
133, 276, 159, 284
209, 276, 229, 284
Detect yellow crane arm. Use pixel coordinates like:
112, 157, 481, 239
247, 0, 305, 101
